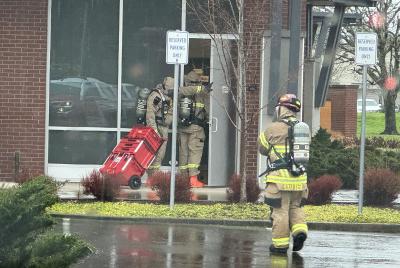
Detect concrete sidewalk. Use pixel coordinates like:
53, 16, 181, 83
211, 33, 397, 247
58, 182, 228, 202
3, 181, 400, 204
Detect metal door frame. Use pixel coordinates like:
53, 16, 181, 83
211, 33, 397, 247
186, 34, 236, 185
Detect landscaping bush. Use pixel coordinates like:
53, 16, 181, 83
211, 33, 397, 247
227, 174, 261, 203
306, 175, 342, 205
81, 170, 122, 201
0, 176, 91, 267
16, 169, 34, 184
338, 136, 400, 149
379, 150, 400, 174
363, 168, 400, 206
147, 172, 192, 203
308, 129, 358, 189
308, 129, 400, 189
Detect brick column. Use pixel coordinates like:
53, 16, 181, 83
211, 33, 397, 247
244, 0, 306, 178
0, 0, 48, 181
327, 85, 358, 137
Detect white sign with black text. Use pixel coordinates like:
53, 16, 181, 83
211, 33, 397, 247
355, 32, 377, 66
166, 31, 189, 65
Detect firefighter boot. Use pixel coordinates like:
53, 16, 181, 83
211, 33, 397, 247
292, 232, 307, 252
190, 176, 204, 188
269, 244, 288, 254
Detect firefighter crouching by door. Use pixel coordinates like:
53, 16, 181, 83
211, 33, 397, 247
178, 70, 212, 187
258, 94, 310, 254
144, 77, 174, 176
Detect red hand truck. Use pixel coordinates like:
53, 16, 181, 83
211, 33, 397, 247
99, 125, 164, 189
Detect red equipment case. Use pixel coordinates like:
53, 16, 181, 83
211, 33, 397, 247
99, 125, 164, 189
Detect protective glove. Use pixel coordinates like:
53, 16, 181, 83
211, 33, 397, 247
203, 82, 213, 93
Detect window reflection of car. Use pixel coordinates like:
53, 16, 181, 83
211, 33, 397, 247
50, 78, 117, 127
357, 99, 382, 113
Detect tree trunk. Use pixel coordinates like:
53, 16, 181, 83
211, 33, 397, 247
238, 0, 247, 202
382, 91, 399, 135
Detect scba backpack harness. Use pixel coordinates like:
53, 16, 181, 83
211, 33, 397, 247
178, 95, 207, 128
260, 119, 310, 178
136, 88, 170, 126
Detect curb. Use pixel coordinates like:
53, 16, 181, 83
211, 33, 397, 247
50, 213, 400, 233
51, 213, 270, 227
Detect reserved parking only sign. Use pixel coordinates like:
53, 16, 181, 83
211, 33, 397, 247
166, 30, 189, 65
355, 32, 377, 65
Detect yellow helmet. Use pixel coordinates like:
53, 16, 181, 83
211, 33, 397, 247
163, 77, 174, 90
185, 71, 201, 83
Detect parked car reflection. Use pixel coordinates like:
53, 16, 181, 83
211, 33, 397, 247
50, 77, 117, 127
50, 77, 147, 128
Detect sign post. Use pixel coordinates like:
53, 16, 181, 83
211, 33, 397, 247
166, 30, 189, 209
355, 32, 377, 214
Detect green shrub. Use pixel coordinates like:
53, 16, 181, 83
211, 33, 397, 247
308, 129, 400, 189
340, 136, 400, 149
308, 129, 358, 189
0, 176, 91, 267
28, 233, 91, 268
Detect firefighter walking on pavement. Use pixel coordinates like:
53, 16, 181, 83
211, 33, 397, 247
178, 70, 212, 187
258, 94, 310, 254
144, 77, 174, 176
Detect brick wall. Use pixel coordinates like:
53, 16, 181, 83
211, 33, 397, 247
326, 85, 358, 137
0, 0, 48, 181
244, 0, 307, 178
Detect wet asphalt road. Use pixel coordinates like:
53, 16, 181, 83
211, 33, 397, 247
58, 218, 400, 268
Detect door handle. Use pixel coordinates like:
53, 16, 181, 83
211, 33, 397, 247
211, 117, 218, 132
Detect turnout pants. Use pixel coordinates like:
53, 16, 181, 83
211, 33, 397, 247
178, 125, 205, 177
265, 183, 308, 249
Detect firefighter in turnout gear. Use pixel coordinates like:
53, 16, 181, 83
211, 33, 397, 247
258, 94, 310, 254
146, 77, 174, 175
178, 70, 212, 187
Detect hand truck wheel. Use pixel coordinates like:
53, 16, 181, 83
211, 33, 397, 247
128, 176, 142, 189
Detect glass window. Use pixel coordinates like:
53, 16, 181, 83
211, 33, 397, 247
187, 1, 238, 34
121, 0, 181, 128
49, 131, 117, 165
50, 0, 119, 127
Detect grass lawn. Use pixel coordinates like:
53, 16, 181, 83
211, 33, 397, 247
49, 202, 400, 224
357, 112, 400, 138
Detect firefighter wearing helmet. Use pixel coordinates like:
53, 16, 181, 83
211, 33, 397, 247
258, 93, 310, 254
178, 70, 212, 187
146, 77, 174, 175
